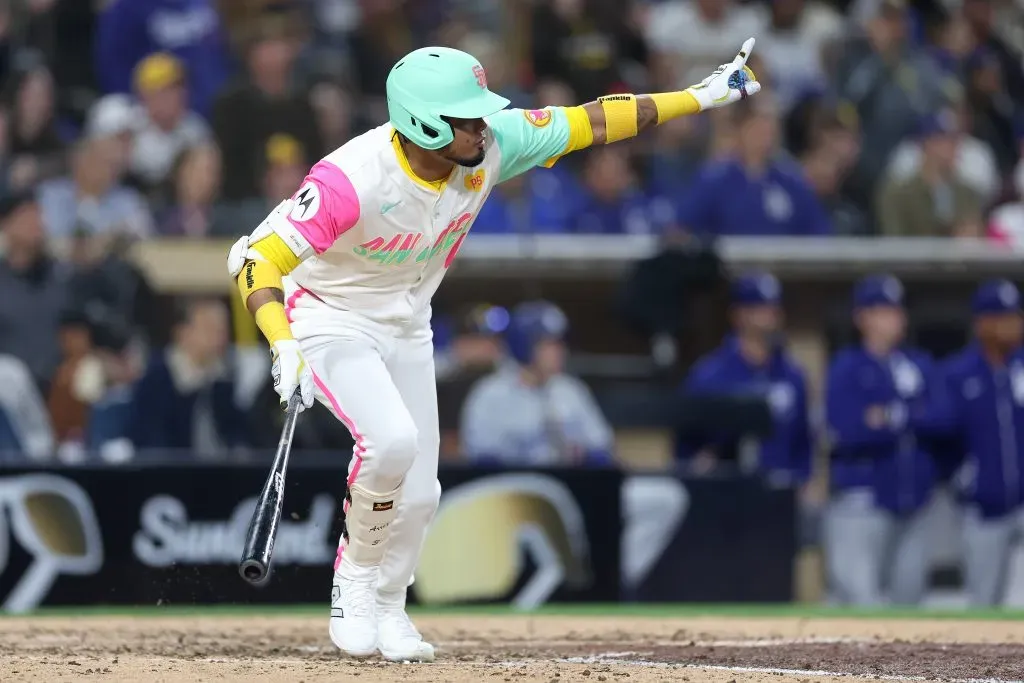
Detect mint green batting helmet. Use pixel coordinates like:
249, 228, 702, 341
386, 47, 510, 150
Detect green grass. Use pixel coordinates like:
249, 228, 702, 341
7, 603, 1024, 620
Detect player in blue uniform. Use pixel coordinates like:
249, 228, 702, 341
824, 274, 938, 605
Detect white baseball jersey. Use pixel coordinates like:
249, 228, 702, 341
267, 107, 579, 325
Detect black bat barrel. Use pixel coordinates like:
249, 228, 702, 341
239, 391, 302, 585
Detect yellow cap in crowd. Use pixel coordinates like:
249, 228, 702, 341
133, 53, 184, 93
266, 133, 303, 167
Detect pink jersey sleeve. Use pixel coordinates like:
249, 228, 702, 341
285, 160, 361, 254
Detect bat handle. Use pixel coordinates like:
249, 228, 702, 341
285, 388, 303, 414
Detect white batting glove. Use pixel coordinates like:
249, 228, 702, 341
271, 340, 315, 412
685, 38, 761, 112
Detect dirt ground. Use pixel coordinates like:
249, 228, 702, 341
3, 614, 1024, 682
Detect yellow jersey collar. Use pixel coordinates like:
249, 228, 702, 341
390, 129, 452, 194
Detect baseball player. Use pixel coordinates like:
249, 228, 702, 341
675, 272, 812, 486
460, 300, 688, 597
226, 43, 760, 662
824, 274, 938, 605
461, 300, 612, 466
936, 280, 1024, 605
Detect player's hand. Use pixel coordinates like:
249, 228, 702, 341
685, 38, 761, 112
271, 340, 315, 412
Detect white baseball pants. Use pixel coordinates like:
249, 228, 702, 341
285, 284, 441, 597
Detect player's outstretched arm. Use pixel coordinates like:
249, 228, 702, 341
581, 38, 760, 145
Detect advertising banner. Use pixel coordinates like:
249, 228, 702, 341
0, 465, 622, 612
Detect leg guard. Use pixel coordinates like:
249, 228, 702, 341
337, 481, 402, 573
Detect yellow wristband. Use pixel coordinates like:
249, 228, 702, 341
237, 257, 284, 306
254, 301, 294, 345
598, 94, 638, 143
650, 91, 701, 122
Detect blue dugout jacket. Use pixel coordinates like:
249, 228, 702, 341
826, 345, 938, 514
936, 344, 1024, 519
676, 336, 812, 484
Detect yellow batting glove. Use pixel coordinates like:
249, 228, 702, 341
685, 38, 761, 112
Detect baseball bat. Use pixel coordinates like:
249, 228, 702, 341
239, 390, 302, 585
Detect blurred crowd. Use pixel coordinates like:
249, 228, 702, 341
0, 0, 1017, 242
0, 0, 1021, 457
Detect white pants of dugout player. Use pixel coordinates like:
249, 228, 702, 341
823, 490, 934, 606
962, 506, 1024, 606
286, 285, 440, 661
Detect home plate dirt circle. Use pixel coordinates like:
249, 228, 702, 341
3, 613, 1024, 682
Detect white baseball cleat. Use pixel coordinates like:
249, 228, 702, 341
328, 568, 378, 658
376, 604, 435, 662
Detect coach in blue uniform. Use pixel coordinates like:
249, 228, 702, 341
938, 279, 1024, 606
676, 272, 812, 485
824, 274, 938, 606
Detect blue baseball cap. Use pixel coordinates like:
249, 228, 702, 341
854, 274, 904, 309
916, 109, 958, 139
972, 279, 1021, 315
731, 272, 782, 306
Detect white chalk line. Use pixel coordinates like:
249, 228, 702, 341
554, 653, 1024, 683
439, 635, 870, 648
193, 652, 1024, 683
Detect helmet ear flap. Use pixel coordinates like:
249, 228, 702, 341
415, 117, 443, 143
389, 99, 454, 150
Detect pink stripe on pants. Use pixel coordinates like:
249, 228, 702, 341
284, 289, 364, 571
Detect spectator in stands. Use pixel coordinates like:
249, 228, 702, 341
0, 190, 68, 391
95, 0, 230, 117
962, 0, 1024, 105
346, 0, 417, 104
877, 111, 984, 237
159, 142, 223, 237
460, 299, 688, 596
471, 172, 535, 234
38, 135, 154, 238
460, 32, 531, 111
675, 272, 812, 486
886, 101, 1001, 206
47, 309, 101, 460
921, 4, 975, 79
435, 303, 509, 383
461, 300, 612, 466
309, 80, 357, 151
647, 114, 706, 202
802, 114, 868, 235
130, 53, 211, 196
83, 94, 137, 183
474, 166, 586, 235
434, 302, 510, 457
987, 120, 1024, 246
0, 353, 54, 463
212, 18, 322, 200
5, 59, 66, 190
64, 226, 158, 350
130, 297, 247, 455
757, 0, 845, 114
531, 0, 648, 102
836, 0, 957, 210
677, 101, 833, 236
212, 133, 306, 238
964, 47, 1022, 178
85, 322, 141, 464
801, 130, 870, 235
573, 146, 669, 235
643, 0, 765, 90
